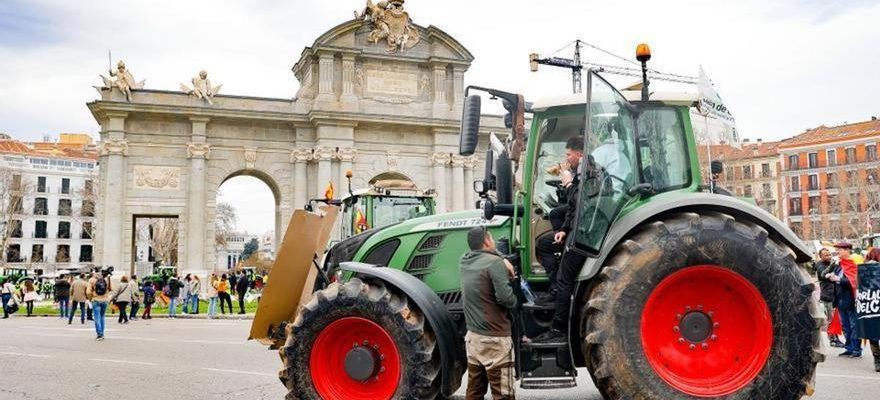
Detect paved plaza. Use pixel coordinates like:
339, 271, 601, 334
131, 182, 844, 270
0, 317, 876, 399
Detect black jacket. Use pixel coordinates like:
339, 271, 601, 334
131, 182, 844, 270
560, 172, 580, 234
814, 260, 836, 303
235, 275, 250, 293
54, 279, 71, 298
168, 278, 183, 297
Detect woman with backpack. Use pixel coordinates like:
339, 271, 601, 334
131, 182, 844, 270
141, 281, 156, 320
22, 280, 38, 317
1, 278, 18, 319
88, 272, 111, 341
111, 275, 135, 324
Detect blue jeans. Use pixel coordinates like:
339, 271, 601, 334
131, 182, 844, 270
208, 296, 218, 318
840, 307, 862, 355
57, 296, 69, 318
69, 301, 87, 324
1, 293, 11, 317
92, 301, 108, 337
182, 294, 189, 313
189, 294, 199, 313
169, 296, 177, 317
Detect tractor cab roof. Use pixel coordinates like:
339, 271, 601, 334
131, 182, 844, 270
531, 90, 697, 111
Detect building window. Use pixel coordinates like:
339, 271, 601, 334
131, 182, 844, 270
58, 199, 72, 216
58, 221, 71, 239
847, 192, 861, 212
869, 170, 879, 185
827, 149, 836, 166
56, 245, 70, 262
81, 200, 95, 217
5, 244, 22, 262
84, 180, 93, 195
868, 144, 878, 162
725, 168, 733, 181
808, 196, 820, 213
808, 152, 818, 168
31, 244, 44, 262
79, 245, 93, 262
808, 174, 819, 191
790, 197, 802, 215
744, 185, 753, 197
81, 222, 93, 239
762, 183, 772, 198
790, 222, 803, 236
761, 163, 771, 178
35, 220, 48, 239
61, 178, 70, 194
828, 195, 840, 209
9, 220, 22, 238
788, 155, 799, 170
826, 172, 837, 189
790, 176, 800, 191
743, 165, 752, 179
846, 147, 856, 163
34, 197, 48, 215
37, 176, 46, 193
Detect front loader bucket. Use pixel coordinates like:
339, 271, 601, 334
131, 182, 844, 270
249, 206, 338, 346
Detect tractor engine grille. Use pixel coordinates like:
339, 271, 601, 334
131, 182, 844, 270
419, 234, 446, 250
438, 291, 462, 307
407, 254, 434, 272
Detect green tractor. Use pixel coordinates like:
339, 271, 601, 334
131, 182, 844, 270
252, 48, 822, 399
307, 172, 436, 240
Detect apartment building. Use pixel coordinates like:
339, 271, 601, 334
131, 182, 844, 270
1, 134, 99, 274
699, 140, 784, 219
779, 118, 880, 240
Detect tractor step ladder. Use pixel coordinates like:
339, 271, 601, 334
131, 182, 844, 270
520, 341, 577, 389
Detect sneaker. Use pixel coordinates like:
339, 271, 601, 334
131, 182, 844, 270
850, 353, 862, 358
839, 351, 854, 357
96, 335, 104, 341
830, 340, 845, 348
532, 329, 566, 344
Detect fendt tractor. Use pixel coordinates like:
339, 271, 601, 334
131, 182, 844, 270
251, 45, 823, 399
306, 172, 436, 240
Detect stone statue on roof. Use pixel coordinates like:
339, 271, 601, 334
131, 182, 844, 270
99, 60, 145, 102
357, 0, 420, 53
180, 70, 223, 105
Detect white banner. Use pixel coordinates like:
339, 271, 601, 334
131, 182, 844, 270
697, 67, 741, 147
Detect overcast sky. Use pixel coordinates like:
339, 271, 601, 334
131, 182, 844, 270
3, 0, 879, 233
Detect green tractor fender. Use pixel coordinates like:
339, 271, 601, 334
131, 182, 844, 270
339, 261, 465, 397
576, 192, 813, 283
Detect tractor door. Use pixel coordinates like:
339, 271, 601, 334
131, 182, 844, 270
571, 72, 638, 253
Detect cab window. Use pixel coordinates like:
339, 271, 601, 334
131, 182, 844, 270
637, 108, 690, 191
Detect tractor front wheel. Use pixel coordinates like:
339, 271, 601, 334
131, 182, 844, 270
581, 212, 823, 399
280, 278, 441, 400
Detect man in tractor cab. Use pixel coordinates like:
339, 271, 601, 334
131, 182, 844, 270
460, 226, 517, 400
535, 136, 583, 304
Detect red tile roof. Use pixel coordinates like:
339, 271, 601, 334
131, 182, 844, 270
0, 139, 97, 161
778, 119, 880, 149
697, 141, 781, 162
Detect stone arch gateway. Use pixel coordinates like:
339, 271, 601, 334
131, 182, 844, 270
87, 16, 505, 277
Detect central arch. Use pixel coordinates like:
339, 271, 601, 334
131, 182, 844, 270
217, 169, 283, 263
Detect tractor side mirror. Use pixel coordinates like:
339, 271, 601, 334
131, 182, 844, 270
459, 95, 481, 156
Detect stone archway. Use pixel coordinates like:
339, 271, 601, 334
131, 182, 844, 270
217, 169, 284, 251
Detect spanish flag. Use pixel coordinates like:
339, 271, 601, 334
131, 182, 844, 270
355, 209, 369, 233
324, 181, 334, 201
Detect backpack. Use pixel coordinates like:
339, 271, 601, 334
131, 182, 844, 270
144, 288, 156, 304
94, 277, 108, 296
163, 284, 171, 297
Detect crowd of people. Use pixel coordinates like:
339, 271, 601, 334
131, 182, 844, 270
1, 270, 263, 341
815, 242, 880, 373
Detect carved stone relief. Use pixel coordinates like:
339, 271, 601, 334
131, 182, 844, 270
244, 148, 257, 169
186, 142, 211, 159
133, 166, 181, 190
100, 138, 129, 156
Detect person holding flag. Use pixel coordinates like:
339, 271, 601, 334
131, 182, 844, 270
830, 242, 862, 358
858, 248, 880, 372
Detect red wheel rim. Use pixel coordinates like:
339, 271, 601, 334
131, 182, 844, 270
310, 317, 401, 400
640, 265, 773, 397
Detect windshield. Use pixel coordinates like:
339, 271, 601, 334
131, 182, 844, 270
574, 72, 638, 252
373, 197, 432, 228
533, 113, 586, 212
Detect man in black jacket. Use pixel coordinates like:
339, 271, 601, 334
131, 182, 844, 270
815, 248, 843, 347
235, 272, 250, 315
167, 276, 183, 318
54, 276, 71, 320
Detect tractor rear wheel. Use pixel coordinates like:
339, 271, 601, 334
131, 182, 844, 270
580, 212, 823, 399
280, 278, 441, 400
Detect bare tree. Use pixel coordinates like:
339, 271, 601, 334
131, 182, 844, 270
139, 218, 179, 266
836, 169, 880, 239
214, 202, 237, 249
0, 165, 31, 266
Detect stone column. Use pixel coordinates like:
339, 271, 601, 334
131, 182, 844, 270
185, 117, 211, 274
463, 155, 478, 209
290, 147, 313, 210
451, 155, 466, 212
341, 54, 356, 103
431, 152, 451, 213
337, 148, 357, 193
317, 53, 335, 96
98, 112, 128, 271
314, 146, 336, 198
452, 65, 467, 112
432, 64, 448, 116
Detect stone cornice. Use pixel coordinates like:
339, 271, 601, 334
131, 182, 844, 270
431, 152, 452, 166
86, 97, 305, 125
290, 147, 313, 163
